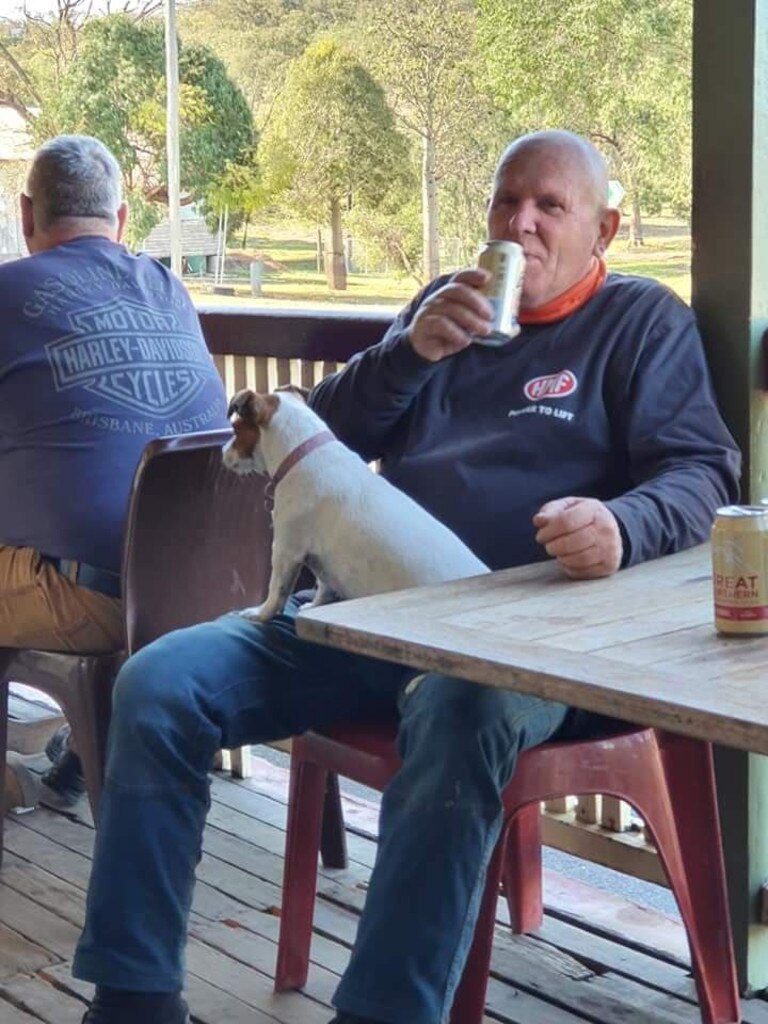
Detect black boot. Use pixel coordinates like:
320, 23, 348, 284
41, 725, 86, 808
81, 989, 189, 1024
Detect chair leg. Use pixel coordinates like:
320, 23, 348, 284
229, 745, 252, 779
0, 676, 8, 867
449, 832, 507, 1024
61, 655, 120, 821
275, 754, 327, 992
320, 771, 348, 869
503, 802, 543, 934
650, 734, 740, 1024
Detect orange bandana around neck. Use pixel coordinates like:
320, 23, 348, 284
519, 257, 607, 326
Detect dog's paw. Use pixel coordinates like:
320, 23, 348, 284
222, 452, 255, 476
238, 605, 272, 623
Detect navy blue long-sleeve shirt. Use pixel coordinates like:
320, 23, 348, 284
310, 272, 740, 571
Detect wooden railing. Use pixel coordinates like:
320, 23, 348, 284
198, 305, 394, 396
198, 303, 665, 888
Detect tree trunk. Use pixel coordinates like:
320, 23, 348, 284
241, 215, 249, 249
629, 192, 644, 247
422, 132, 439, 279
325, 197, 347, 290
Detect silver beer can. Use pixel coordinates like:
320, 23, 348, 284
473, 240, 525, 346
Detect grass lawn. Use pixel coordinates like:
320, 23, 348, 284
189, 219, 692, 311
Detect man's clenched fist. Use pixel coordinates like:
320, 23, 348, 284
533, 496, 623, 579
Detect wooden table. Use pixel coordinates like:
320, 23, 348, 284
297, 544, 768, 756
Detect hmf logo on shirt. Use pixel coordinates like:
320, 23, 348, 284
507, 369, 578, 424
523, 370, 578, 402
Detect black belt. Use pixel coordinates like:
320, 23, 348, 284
42, 555, 122, 599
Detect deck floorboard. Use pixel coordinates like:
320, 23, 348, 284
0, 753, 762, 1024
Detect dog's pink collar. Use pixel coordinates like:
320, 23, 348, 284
264, 430, 336, 512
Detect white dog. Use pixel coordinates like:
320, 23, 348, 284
223, 387, 488, 621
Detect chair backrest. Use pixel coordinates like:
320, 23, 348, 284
121, 429, 272, 654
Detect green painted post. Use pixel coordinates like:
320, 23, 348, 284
692, 0, 768, 991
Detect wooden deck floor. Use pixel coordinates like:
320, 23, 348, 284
1, 756, 767, 1024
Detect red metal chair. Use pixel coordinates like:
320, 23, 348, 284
275, 722, 740, 1024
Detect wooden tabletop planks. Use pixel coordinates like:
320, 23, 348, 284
297, 545, 768, 755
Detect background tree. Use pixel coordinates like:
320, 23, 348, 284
345, 182, 422, 285
259, 37, 411, 290
206, 150, 267, 247
179, 0, 363, 124
45, 14, 255, 246
358, 0, 486, 278
434, 101, 518, 266
475, 0, 691, 244
0, 0, 161, 126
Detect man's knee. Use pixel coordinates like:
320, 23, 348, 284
111, 633, 203, 738
400, 672, 568, 754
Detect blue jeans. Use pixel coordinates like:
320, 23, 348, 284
73, 599, 575, 1024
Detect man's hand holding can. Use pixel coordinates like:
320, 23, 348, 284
473, 240, 525, 346
408, 268, 494, 363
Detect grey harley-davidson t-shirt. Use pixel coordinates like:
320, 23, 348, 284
0, 236, 228, 572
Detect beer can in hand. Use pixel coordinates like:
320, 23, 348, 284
473, 240, 525, 347
711, 505, 768, 635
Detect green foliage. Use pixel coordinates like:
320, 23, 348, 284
47, 14, 255, 221
260, 37, 411, 220
354, 0, 516, 273
436, 102, 520, 261
358, 0, 479, 144
205, 150, 266, 219
345, 182, 422, 283
180, 0, 367, 123
124, 188, 162, 249
475, 0, 692, 221
0, 23, 42, 125
4, 0, 692, 269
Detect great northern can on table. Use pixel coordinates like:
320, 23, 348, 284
712, 505, 768, 635
473, 240, 525, 346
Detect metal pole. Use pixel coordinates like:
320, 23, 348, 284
222, 204, 229, 282
164, 0, 182, 278
215, 210, 224, 286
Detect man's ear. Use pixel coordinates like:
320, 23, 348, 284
20, 193, 34, 243
115, 201, 128, 243
594, 207, 621, 257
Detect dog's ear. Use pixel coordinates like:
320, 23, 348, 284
227, 389, 250, 420
228, 389, 279, 426
275, 384, 310, 403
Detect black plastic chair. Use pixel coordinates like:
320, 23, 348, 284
0, 429, 272, 861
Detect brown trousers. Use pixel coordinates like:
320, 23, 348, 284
0, 546, 123, 653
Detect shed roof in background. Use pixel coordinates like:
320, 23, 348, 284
141, 216, 218, 258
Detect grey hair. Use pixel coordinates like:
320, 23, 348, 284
26, 135, 123, 228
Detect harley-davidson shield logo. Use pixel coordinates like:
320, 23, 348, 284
46, 298, 212, 416
523, 370, 578, 402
